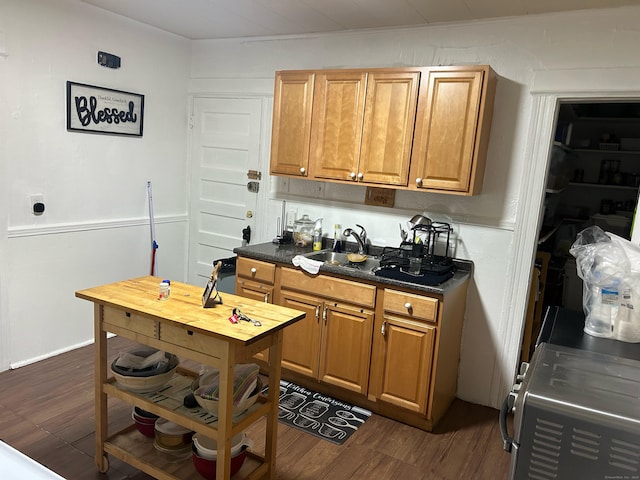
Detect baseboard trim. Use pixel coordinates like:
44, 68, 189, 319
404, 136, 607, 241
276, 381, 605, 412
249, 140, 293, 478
8, 214, 187, 238
8, 333, 116, 370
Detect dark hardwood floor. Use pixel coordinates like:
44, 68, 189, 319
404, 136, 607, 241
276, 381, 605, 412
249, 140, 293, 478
0, 336, 510, 479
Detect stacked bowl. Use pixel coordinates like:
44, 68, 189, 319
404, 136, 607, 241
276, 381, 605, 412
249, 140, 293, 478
131, 406, 159, 438
154, 418, 194, 455
192, 432, 252, 480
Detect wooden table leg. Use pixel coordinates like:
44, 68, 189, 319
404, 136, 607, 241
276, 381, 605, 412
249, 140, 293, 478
93, 304, 109, 473
265, 330, 283, 479
216, 342, 234, 480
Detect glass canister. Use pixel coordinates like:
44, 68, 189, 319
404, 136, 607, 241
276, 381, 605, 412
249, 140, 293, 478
293, 214, 315, 247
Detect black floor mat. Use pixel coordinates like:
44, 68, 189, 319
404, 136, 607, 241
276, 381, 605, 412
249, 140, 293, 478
262, 380, 371, 445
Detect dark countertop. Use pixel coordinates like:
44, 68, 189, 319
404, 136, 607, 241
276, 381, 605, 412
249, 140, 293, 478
233, 241, 473, 295
538, 306, 640, 361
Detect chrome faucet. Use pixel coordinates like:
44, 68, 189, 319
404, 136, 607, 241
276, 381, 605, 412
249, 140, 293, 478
343, 224, 368, 254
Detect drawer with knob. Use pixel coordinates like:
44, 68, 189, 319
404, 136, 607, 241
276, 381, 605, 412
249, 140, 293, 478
382, 289, 439, 323
236, 257, 276, 285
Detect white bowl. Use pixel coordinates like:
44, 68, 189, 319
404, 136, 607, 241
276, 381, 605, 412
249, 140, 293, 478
154, 418, 194, 451
111, 353, 179, 393
193, 432, 249, 460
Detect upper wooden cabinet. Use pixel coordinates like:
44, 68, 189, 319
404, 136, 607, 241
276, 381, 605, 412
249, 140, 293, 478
410, 66, 497, 195
309, 70, 420, 186
270, 71, 315, 177
269, 65, 496, 195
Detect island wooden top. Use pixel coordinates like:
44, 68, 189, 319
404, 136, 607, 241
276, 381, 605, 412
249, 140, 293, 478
75, 276, 305, 346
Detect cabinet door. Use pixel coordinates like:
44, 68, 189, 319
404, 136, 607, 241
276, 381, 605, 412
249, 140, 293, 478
309, 71, 367, 181
278, 290, 322, 378
371, 315, 435, 414
235, 279, 273, 304
410, 66, 492, 194
270, 71, 315, 177
359, 71, 420, 185
319, 303, 374, 394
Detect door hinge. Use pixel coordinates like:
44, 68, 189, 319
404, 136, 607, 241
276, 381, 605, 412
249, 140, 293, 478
247, 181, 259, 193
247, 170, 262, 180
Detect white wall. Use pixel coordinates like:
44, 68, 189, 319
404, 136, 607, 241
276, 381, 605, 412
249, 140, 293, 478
0, 0, 191, 368
189, 6, 640, 407
5, 0, 640, 409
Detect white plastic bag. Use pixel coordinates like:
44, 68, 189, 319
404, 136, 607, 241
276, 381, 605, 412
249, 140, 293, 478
569, 226, 640, 342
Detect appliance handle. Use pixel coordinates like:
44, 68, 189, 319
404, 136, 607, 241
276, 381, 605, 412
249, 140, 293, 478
500, 394, 514, 453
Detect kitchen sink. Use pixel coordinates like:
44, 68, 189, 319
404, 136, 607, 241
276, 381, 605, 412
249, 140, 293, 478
303, 250, 380, 273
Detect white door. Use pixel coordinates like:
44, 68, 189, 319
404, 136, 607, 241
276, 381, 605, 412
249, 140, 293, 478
187, 97, 265, 285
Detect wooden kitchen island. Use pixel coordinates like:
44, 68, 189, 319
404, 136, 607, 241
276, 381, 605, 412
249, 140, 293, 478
76, 276, 305, 480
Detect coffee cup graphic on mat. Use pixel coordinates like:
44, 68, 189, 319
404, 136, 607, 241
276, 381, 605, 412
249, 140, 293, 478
278, 406, 295, 420
319, 423, 347, 440
293, 414, 320, 430
280, 392, 306, 410
299, 399, 329, 418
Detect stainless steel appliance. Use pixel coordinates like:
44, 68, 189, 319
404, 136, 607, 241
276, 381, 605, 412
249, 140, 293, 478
502, 307, 640, 479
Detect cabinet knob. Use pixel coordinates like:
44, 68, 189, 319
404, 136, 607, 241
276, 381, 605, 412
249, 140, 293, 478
299, 167, 306, 174
350, 172, 356, 180
357, 172, 364, 180
404, 302, 412, 310
250, 267, 257, 274
415, 178, 423, 186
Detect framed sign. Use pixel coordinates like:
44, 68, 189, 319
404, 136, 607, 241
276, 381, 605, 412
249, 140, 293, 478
66, 81, 144, 136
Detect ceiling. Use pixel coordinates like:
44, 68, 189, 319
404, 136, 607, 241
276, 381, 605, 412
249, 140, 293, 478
80, 0, 640, 40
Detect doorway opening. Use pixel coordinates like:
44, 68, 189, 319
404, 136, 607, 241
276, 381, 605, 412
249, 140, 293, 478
536, 100, 640, 316
520, 100, 640, 362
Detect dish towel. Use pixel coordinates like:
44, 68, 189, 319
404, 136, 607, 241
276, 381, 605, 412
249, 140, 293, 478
292, 255, 323, 275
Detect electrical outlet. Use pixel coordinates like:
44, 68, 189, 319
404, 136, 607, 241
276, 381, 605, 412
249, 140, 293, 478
30, 194, 44, 215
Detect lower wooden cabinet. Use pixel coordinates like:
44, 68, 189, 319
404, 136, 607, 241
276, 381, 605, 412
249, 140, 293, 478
369, 309, 436, 413
235, 257, 275, 362
235, 279, 273, 303
277, 290, 322, 378
234, 255, 468, 431
318, 302, 374, 394
235, 257, 275, 303
278, 269, 375, 395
